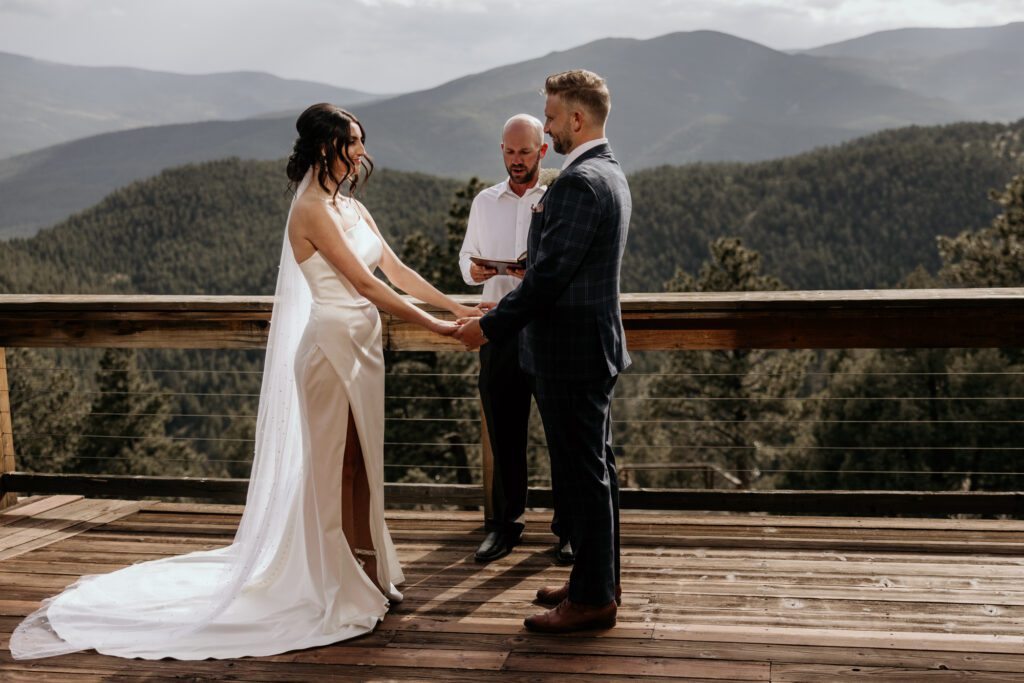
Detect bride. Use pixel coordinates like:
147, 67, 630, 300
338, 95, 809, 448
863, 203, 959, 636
10, 103, 478, 660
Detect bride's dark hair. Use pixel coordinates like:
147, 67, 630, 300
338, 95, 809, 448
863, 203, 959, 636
286, 103, 374, 200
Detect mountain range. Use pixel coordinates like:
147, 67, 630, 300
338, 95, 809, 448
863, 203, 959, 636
1, 23, 1021, 239
798, 22, 1024, 121
0, 50, 381, 159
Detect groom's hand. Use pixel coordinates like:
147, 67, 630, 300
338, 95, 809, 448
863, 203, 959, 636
454, 317, 488, 351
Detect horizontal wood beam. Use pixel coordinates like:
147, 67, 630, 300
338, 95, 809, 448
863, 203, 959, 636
1, 289, 1023, 350
4, 472, 1023, 516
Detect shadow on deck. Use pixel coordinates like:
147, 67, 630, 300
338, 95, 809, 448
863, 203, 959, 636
3, 495, 1024, 681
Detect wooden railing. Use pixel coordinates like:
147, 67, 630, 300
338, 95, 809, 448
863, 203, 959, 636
2, 289, 1024, 515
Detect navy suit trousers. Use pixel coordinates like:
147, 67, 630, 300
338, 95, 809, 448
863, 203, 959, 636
533, 373, 621, 606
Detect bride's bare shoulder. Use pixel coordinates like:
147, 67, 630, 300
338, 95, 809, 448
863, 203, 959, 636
288, 193, 328, 233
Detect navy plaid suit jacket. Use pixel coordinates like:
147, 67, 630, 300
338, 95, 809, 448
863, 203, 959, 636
479, 143, 631, 380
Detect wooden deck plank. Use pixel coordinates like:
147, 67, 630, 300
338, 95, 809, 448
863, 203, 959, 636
655, 623, 1024, 654
502, 651, 771, 680
386, 531, 1024, 555
8, 560, 1024, 610
0, 498, 101, 543
383, 508, 1024, 533
4, 496, 1024, 681
387, 630, 1024, 674
0, 600, 41, 618
399, 571, 1024, 602
0, 496, 75, 524
769, 663, 1022, 681
0, 499, 144, 561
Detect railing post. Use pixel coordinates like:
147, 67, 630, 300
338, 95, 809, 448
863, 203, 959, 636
480, 400, 493, 521
0, 348, 17, 509
703, 466, 715, 490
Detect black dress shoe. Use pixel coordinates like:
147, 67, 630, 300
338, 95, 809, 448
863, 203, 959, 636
555, 538, 575, 565
474, 529, 521, 563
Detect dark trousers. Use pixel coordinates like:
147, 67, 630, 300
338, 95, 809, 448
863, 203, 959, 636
479, 334, 540, 535
533, 373, 620, 606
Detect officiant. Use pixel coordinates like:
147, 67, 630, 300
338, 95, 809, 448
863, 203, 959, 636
458, 114, 572, 564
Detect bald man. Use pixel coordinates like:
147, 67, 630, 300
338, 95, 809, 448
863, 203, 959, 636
459, 114, 570, 564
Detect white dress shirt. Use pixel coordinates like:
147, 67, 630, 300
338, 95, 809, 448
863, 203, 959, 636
459, 178, 547, 302
561, 137, 609, 170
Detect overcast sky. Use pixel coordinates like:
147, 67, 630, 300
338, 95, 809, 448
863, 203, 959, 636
2, 0, 1023, 93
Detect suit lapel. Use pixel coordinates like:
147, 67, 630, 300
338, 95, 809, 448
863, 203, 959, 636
526, 143, 613, 266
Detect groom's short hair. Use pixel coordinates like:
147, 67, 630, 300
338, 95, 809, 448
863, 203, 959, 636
544, 70, 610, 125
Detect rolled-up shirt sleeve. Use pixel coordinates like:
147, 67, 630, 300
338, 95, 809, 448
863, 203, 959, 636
459, 197, 484, 287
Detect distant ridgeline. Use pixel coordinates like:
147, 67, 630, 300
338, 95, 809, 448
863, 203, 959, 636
4, 119, 1024, 493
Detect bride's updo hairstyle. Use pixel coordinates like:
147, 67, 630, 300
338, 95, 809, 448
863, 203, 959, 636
286, 103, 374, 200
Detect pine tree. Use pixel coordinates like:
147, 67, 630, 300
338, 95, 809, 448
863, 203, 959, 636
939, 127, 1024, 287
399, 176, 487, 293
78, 349, 209, 476
938, 174, 1024, 287
790, 137, 1024, 493
389, 177, 490, 486
790, 345, 1024, 492
643, 238, 812, 490
7, 349, 88, 473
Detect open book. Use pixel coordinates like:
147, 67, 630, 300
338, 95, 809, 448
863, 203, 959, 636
469, 251, 527, 276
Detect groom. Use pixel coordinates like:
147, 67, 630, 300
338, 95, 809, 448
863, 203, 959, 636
455, 69, 631, 633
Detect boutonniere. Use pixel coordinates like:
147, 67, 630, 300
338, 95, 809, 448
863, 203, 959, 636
531, 202, 544, 213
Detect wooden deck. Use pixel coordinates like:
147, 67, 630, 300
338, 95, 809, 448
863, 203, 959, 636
3, 497, 1024, 681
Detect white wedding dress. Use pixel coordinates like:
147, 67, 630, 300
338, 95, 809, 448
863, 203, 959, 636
10, 172, 404, 660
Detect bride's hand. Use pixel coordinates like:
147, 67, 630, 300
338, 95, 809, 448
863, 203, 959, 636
428, 317, 460, 336
452, 303, 482, 319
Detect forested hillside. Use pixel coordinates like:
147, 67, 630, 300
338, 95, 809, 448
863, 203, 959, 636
4, 120, 1022, 296
625, 120, 1022, 290
0, 160, 460, 295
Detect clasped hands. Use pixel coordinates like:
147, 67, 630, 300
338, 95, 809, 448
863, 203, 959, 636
444, 263, 524, 350
442, 302, 494, 351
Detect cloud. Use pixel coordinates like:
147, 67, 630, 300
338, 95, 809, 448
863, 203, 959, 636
0, 0, 1022, 92
355, 0, 487, 8
0, 0, 52, 17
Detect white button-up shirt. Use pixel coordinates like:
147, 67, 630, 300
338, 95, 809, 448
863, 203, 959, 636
459, 178, 547, 302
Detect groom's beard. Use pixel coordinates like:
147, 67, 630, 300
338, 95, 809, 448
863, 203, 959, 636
506, 158, 540, 185
550, 129, 571, 155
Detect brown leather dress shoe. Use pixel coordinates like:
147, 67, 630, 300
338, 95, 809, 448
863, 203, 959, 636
536, 581, 622, 606
524, 598, 617, 633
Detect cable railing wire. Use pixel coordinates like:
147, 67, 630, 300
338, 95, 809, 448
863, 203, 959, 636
10, 407, 1024, 426
18, 433, 1024, 452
